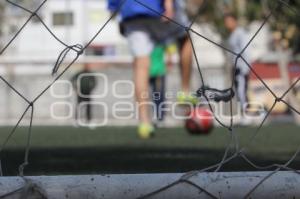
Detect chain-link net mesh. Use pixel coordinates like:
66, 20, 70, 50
0, 0, 299, 198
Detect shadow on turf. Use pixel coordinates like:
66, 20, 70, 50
1, 147, 299, 176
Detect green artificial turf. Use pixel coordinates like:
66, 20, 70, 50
0, 124, 299, 175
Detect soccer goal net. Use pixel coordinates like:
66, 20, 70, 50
0, 0, 300, 198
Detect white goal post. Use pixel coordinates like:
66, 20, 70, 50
0, 171, 299, 199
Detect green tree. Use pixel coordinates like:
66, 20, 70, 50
190, 0, 300, 53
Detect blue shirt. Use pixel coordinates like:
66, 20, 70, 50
107, 0, 164, 20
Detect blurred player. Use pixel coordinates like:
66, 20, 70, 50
224, 13, 251, 114
172, 0, 196, 104
71, 65, 96, 125
107, 0, 175, 138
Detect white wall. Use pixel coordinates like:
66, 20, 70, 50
6, 0, 126, 58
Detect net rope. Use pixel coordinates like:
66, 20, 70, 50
0, 0, 299, 198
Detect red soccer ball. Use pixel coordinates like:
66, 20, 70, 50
185, 107, 214, 135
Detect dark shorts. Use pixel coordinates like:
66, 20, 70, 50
120, 16, 187, 44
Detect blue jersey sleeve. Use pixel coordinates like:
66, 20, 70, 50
107, 0, 121, 12
108, 0, 164, 21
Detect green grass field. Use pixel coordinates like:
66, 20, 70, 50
0, 124, 299, 175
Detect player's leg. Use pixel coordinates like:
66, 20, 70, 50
75, 96, 83, 121
169, 1, 196, 103
178, 36, 192, 94
127, 31, 155, 138
86, 97, 92, 122
74, 96, 86, 127
149, 45, 167, 123
157, 75, 166, 121
149, 77, 159, 121
133, 56, 151, 123
234, 68, 253, 125
150, 76, 166, 122
177, 36, 198, 104
235, 69, 249, 111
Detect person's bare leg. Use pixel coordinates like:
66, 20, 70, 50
179, 38, 193, 94
133, 56, 151, 124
